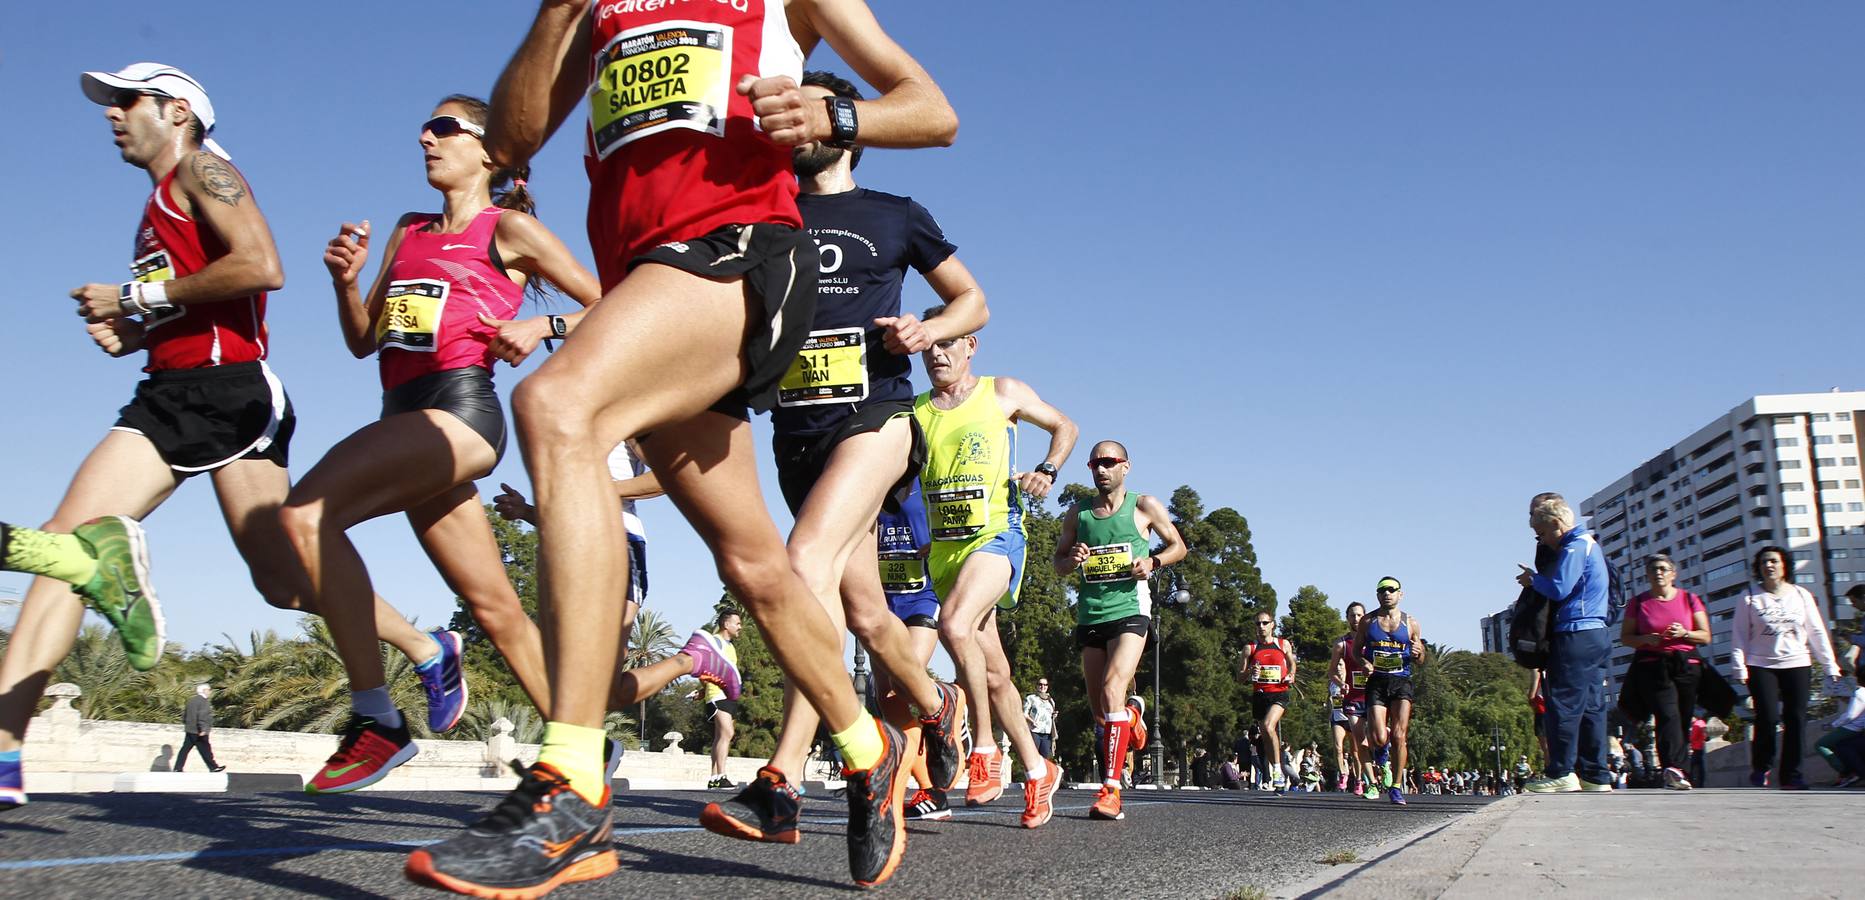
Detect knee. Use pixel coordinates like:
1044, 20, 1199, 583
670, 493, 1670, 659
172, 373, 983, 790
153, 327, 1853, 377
939, 617, 973, 650
784, 539, 837, 597
512, 376, 596, 452
715, 547, 790, 610
469, 593, 528, 641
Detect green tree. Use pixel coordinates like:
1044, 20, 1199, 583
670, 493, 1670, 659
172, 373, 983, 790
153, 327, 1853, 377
1281, 585, 1344, 662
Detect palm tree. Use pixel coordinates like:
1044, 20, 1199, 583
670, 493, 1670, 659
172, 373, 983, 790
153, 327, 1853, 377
215, 617, 429, 735
51, 624, 191, 722
623, 608, 679, 744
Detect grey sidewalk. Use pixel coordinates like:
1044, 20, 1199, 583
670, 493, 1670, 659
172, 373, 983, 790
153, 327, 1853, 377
1279, 789, 1851, 899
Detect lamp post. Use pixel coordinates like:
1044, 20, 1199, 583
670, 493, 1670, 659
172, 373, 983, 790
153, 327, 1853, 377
1151, 567, 1192, 786
1489, 727, 1506, 792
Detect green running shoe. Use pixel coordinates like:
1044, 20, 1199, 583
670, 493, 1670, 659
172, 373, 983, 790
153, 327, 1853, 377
73, 516, 164, 671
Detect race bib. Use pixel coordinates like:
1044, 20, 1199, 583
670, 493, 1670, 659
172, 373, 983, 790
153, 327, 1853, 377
1373, 649, 1404, 672
1255, 664, 1284, 684
927, 486, 988, 541
1082, 543, 1134, 584
589, 21, 730, 160
1330, 693, 1345, 710
132, 249, 185, 329
777, 328, 868, 407
879, 553, 928, 595
378, 279, 448, 352
1350, 670, 1369, 689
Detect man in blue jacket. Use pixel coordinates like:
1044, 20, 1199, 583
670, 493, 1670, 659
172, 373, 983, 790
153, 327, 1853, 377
1516, 494, 1613, 792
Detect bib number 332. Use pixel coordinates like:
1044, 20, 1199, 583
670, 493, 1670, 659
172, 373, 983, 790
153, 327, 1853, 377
590, 21, 731, 160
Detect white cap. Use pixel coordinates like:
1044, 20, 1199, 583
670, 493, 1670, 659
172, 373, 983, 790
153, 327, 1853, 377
81, 62, 230, 160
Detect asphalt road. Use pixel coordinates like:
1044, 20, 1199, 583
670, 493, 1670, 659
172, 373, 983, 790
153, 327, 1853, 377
0, 787, 1493, 898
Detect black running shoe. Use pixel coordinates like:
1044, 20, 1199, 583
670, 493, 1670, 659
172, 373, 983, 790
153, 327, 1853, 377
844, 719, 909, 887
918, 682, 967, 792
405, 762, 615, 897
700, 766, 801, 844
904, 787, 952, 821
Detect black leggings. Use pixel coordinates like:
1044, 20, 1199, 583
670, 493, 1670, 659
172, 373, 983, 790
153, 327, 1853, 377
1747, 666, 1810, 780
1627, 655, 1700, 770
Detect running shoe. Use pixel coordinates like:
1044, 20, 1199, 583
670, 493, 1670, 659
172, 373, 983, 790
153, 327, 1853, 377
603, 738, 623, 785
1834, 774, 1860, 789
919, 682, 968, 791
306, 713, 417, 794
0, 756, 24, 810
1380, 762, 1394, 789
417, 629, 469, 734
1089, 784, 1124, 821
1662, 766, 1693, 791
1336, 774, 1347, 793
72, 516, 164, 672
1360, 783, 1379, 800
1578, 777, 1614, 793
905, 787, 952, 821
964, 752, 1005, 806
700, 766, 801, 844
405, 762, 615, 898
1779, 774, 1809, 791
681, 630, 741, 700
843, 719, 909, 887
1524, 773, 1580, 793
1388, 786, 1407, 806
1021, 763, 1060, 828
1125, 695, 1148, 751
1748, 769, 1770, 788
707, 775, 733, 789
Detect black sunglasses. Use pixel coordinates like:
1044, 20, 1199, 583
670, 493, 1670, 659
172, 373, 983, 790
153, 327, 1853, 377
422, 115, 485, 140
110, 88, 158, 109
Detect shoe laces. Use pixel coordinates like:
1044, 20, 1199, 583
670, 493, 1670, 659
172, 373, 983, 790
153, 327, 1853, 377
477, 763, 568, 832
328, 715, 380, 762
968, 755, 990, 784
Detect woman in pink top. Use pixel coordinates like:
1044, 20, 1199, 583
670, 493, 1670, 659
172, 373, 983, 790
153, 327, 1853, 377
1732, 545, 1842, 791
1618, 553, 1710, 790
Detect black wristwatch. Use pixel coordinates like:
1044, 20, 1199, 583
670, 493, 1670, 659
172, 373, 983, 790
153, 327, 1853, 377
548, 315, 569, 338
824, 96, 859, 149
1034, 462, 1058, 480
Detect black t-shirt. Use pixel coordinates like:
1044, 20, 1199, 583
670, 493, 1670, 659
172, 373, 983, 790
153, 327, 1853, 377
773, 187, 957, 436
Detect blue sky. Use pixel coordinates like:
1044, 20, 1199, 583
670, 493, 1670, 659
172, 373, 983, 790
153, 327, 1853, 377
3, 2, 1861, 658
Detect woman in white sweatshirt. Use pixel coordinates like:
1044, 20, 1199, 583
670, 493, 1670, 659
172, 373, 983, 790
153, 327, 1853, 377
1731, 545, 1841, 790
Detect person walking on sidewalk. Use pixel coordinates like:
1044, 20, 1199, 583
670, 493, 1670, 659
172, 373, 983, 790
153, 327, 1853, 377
176, 683, 225, 773
1519, 495, 1615, 793
1732, 545, 1842, 790
1023, 677, 1056, 761
1617, 553, 1710, 790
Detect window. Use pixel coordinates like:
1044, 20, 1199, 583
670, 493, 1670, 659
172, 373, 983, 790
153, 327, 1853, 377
1796, 574, 1819, 585
1779, 460, 1802, 470
1820, 481, 1840, 490
1792, 550, 1815, 561
1707, 560, 1746, 582
1776, 437, 1801, 448
1791, 528, 1812, 537
1815, 435, 1835, 445
1785, 505, 1809, 514
1830, 549, 1852, 560
1840, 412, 1854, 421
1656, 528, 1670, 539
1775, 415, 1798, 425
1846, 457, 1860, 466
1828, 526, 1849, 536
1848, 480, 1862, 489
1843, 435, 1857, 444
1838, 573, 1856, 583
1813, 413, 1831, 423
1818, 458, 1837, 467
1823, 503, 1843, 513
1781, 482, 1806, 492
1851, 503, 1865, 512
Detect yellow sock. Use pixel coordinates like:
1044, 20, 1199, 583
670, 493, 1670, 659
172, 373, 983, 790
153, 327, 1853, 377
832, 711, 885, 771
1, 525, 98, 586
537, 721, 608, 805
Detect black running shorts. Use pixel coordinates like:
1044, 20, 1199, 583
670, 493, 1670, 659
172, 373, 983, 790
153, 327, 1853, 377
632, 223, 818, 419
1251, 690, 1290, 722
1366, 673, 1416, 708
114, 361, 294, 476
381, 366, 507, 464
1075, 614, 1151, 650
772, 399, 925, 515
707, 699, 740, 719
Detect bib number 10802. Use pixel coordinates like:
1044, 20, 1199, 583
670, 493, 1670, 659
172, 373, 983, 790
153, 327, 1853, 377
589, 22, 731, 160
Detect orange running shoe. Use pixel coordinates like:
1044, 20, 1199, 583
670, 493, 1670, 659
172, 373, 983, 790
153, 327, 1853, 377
1126, 696, 1148, 751
1020, 764, 1061, 828
964, 753, 1005, 806
1089, 784, 1125, 821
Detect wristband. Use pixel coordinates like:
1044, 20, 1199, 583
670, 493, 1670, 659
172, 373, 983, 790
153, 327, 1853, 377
139, 280, 173, 311
119, 282, 146, 315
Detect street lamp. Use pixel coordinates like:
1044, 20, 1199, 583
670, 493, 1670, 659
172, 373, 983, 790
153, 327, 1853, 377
1488, 727, 1506, 792
1151, 567, 1192, 786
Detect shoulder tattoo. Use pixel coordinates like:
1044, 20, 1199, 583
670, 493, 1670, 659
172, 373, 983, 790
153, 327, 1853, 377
189, 153, 248, 207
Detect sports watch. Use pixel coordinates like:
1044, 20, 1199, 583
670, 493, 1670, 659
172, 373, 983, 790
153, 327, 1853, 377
824, 96, 858, 149
548, 315, 569, 338
1034, 462, 1058, 480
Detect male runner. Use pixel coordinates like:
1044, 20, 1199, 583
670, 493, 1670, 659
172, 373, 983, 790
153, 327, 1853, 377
702, 69, 976, 844
0, 63, 464, 809
879, 480, 962, 821
1054, 441, 1185, 820
1357, 576, 1426, 806
1327, 601, 1369, 794
1240, 610, 1296, 793
916, 309, 1076, 827
409, 1, 961, 892
703, 611, 744, 788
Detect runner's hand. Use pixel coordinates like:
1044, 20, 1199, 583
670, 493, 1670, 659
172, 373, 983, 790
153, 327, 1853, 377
324, 221, 370, 286
1070, 542, 1092, 565
72, 283, 124, 321
1017, 469, 1056, 499
736, 74, 825, 146
874, 315, 932, 355
478, 314, 551, 366
86, 318, 145, 357
492, 483, 537, 525
1129, 556, 1155, 580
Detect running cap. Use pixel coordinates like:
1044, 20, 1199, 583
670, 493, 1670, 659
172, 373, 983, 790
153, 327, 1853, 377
81, 62, 230, 160
1375, 577, 1402, 592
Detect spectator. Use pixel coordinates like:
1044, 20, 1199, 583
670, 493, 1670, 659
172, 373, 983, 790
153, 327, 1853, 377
1688, 716, 1709, 787
1732, 545, 1843, 790
1233, 729, 1259, 790
1218, 753, 1244, 790
1816, 680, 1865, 787
1022, 677, 1057, 760
1617, 553, 1710, 790
1519, 494, 1615, 793
176, 683, 226, 773
1840, 585, 1865, 677
1512, 754, 1533, 791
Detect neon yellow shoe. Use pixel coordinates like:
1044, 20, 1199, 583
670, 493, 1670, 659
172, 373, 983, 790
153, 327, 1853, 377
73, 516, 164, 671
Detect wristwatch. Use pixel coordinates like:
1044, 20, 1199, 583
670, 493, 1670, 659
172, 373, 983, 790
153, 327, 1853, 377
1034, 462, 1058, 480
824, 96, 859, 149
548, 315, 569, 338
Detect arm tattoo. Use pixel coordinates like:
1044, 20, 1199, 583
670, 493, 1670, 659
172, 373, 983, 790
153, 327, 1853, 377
189, 153, 248, 207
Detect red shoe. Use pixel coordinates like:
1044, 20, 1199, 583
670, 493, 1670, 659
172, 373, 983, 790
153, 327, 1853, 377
306, 714, 416, 794
1125, 696, 1148, 751
964, 753, 1005, 806
1089, 784, 1125, 820
1021, 764, 1061, 828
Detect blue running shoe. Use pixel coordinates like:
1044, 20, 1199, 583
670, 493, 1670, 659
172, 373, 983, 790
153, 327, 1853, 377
0, 755, 25, 810
1388, 786, 1407, 806
417, 629, 468, 734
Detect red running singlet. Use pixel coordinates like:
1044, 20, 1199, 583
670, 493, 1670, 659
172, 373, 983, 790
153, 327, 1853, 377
133, 169, 268, 371
376, 207, 525, 391
1247, 639, 1294, 695
582, 0, 805, 288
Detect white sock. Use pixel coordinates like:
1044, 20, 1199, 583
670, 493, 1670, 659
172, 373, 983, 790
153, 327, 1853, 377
974, 744, 997, 758
1025, 759, 1047, 780
1105, 709, 1130, 723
